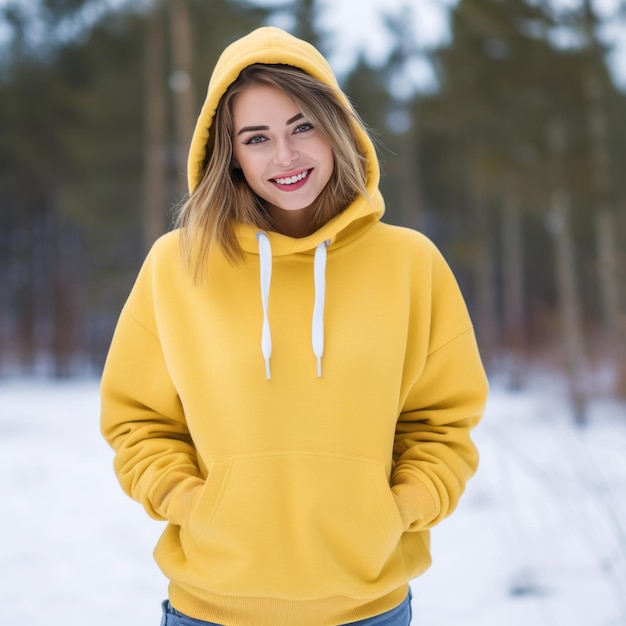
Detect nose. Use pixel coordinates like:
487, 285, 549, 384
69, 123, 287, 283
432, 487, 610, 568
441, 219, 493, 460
273, 137, 297, 167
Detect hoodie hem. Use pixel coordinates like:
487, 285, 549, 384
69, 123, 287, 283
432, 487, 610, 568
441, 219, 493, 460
168, 583, 409, 626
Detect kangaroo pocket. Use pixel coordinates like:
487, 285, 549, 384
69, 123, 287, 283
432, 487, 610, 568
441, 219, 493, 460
179, 451, 406, 600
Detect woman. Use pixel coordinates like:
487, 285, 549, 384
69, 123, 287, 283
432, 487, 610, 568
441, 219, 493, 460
100, 26, 488, 626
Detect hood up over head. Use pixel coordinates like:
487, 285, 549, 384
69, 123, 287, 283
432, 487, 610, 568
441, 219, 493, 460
186, 26, 384, 257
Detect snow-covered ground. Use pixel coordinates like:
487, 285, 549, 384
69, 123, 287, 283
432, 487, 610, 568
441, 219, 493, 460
1, 378, 625, 625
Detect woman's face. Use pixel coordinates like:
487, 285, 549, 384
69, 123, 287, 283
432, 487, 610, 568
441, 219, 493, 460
232, 84, 334, 223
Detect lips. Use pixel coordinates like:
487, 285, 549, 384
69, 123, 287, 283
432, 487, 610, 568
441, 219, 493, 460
270, 169, 312, 190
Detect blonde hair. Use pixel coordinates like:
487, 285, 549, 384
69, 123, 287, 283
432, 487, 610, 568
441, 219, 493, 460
175, 63, 370, 279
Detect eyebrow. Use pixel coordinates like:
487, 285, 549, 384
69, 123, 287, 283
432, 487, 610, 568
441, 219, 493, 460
237, 125, 269, 136
236, 113, 305, 136
286, 113, 304, 125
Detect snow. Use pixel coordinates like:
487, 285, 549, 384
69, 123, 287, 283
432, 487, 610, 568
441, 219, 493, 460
1, 378, 625, 625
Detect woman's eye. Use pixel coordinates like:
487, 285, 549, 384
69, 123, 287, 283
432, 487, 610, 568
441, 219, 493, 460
294, 122, 313, 134
245, 135, 266, 145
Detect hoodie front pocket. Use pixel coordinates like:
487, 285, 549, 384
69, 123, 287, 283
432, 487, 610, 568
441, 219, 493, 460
180, 451, 406, 600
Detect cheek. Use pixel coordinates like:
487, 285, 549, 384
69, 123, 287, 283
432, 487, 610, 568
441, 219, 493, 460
314, 138, 334, 169
236, 158, 270, 199
319, 145, 335, 182
234, 153, 260, 180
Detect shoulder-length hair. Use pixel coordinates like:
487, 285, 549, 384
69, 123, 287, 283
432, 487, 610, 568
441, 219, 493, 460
175, 63, 370, 279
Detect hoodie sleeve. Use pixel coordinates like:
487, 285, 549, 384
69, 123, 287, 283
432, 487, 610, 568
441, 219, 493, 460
391, 246, 489, 533
100, 248, 204, 527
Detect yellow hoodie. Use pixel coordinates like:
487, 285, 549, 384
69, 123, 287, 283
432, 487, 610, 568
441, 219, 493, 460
100, 27, 488, 626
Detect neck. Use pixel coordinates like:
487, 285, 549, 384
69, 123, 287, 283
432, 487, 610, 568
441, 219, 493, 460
269, 206, 311, 238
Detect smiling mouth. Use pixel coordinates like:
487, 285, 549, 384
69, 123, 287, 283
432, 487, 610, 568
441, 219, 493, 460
271, 169, 311, 186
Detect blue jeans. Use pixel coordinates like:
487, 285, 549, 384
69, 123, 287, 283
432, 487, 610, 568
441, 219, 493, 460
160, 590, 413, 625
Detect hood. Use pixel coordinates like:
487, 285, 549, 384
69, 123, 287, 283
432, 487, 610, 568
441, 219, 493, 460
186, 26, 384, 256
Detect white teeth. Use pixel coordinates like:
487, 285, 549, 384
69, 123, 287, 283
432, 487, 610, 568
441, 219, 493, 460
274, 170, 309, 185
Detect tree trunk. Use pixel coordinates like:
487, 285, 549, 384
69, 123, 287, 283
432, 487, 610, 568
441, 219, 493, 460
51, 210, 81, 377
584, 73, 624, 376
581, 0, 625, 394
168, 0, 195, 191
469, 143, 497, 369
400, 115, 420, 229
547, 120, 589, 425
501, 173, 525, 389
142, 2, 167, 253
14, 228, 36, 372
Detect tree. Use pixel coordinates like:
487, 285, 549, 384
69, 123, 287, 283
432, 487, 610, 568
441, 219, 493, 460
546, 119, 589, 424
142, 1, 168, 252
578, 0, 626, 393
421, 0, 558, 369
0, 0, 273, 373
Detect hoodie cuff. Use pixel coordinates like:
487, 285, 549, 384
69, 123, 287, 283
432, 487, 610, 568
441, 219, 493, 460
152, 472, 204, 527
391, 473, 438, 531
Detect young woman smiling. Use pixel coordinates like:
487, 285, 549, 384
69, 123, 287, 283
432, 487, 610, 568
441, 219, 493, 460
100, 27, 489, 626
231, 82, 335, 237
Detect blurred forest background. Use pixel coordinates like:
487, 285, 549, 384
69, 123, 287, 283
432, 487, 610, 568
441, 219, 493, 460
1, 0, 625, 423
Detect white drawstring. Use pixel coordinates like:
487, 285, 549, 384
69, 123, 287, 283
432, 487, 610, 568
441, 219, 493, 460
312, 240, 329, 377
256, 232, 273, 380
256, 232, 329, 379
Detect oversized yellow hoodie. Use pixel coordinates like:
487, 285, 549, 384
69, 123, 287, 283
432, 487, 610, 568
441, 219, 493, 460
100, 27, 488, 626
